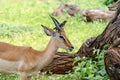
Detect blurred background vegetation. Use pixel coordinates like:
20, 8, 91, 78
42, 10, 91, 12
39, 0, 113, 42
0, 0, 117, 80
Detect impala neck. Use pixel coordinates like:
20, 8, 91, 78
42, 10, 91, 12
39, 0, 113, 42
43, 37, 58, 55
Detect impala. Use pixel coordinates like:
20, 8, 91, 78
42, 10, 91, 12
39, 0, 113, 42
81, 9, 113, 22
0, 16, 74, 80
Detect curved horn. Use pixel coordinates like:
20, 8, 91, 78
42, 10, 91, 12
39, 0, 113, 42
50, 16, 63, 31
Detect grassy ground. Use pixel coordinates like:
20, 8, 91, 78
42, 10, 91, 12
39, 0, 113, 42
0, 0, 110, 80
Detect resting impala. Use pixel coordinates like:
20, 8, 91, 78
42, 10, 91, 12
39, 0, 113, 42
0, 16, 74, 80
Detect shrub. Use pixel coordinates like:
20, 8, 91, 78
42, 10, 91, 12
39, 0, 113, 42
60, 49, 109, 80
104, 0, 118, 5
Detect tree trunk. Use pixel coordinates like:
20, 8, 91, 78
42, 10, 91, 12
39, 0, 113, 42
41, 52, 76, 74
76, 2, 120, 58
41, 2, 120, 74
104, 47, 120, 80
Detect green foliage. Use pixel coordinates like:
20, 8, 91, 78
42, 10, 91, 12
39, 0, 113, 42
104, 0, 117, 5
41, 49, 109, 80
0, 73, 17, 80
0, 0, 110, 80
0, 23, 40, 38
57, 49, 109, 80
0, 0, 108, 53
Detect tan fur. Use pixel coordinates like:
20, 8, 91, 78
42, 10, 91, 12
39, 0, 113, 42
0, 42, 40, 61
0, 27, 73, 80
81, 9, 114, 22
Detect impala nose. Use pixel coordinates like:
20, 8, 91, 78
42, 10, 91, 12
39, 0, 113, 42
68, 46, 74, 52
71, 46, 74, 49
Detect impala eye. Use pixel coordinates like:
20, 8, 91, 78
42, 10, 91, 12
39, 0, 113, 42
59, 35, 64, 39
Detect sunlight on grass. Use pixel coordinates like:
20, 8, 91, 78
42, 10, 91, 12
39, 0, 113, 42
0, 0, 109, 80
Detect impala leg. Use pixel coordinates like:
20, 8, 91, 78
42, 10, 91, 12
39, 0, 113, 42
31, 73, 41, 80
19, 72, 28, 80
27, 76, 32, 80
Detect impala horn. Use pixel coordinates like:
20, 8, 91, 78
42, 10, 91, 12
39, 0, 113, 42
50, 16, 63, 31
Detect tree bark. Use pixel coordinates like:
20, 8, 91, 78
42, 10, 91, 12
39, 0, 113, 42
76, 2, 120, 58
41, 2, 120, 74
41, 52, 76, 74
104, 47, 120, 80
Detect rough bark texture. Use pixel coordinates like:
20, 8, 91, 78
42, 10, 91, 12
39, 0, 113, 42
104, 38, 120, 80
104, 47, 120, 80
77, 1, 120, 58
41, 52, 76, 74
41, 1, 120, 75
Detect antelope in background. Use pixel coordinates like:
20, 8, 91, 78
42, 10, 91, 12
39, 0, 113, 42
0, 16, 74, 80
52, 3, 80, 16
52, 3, 114, 22
81, 9, 114, 22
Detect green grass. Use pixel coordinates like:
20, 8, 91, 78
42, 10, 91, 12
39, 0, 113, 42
0, 0, 109, 80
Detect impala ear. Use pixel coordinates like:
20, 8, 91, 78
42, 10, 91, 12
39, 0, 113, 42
59, 20, 67, 28
41, 25, 55, 36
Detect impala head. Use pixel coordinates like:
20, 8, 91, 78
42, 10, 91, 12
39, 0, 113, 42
108, 0, 120, 11
41, 16, 74, 52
